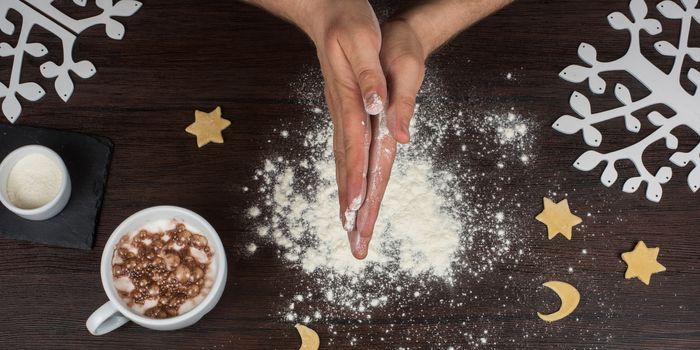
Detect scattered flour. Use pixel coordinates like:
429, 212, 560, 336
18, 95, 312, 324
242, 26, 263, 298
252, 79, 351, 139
258, 148, 462, 277
246, 206, 261, 218
246, 69, 553, 348
245, 243, 257, 254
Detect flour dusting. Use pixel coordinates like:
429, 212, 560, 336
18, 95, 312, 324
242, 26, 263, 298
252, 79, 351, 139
256, 140, 462, 277
247, 69, 546, 348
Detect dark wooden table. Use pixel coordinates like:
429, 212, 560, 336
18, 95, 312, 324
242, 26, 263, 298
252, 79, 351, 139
1, 0, 699, 349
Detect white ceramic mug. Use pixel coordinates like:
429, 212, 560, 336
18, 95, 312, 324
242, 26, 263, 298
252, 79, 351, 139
0, 145, 71, 221
86, 206, 228, 335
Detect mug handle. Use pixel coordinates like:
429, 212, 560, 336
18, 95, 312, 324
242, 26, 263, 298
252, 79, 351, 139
86, 302, 129, 335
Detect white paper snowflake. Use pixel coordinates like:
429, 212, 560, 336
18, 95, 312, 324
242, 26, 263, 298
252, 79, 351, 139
555, 0, 700, 202
0, 0, 141, 123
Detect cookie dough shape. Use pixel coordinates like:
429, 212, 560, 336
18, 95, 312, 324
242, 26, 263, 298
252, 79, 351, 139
185, 106, 231, 148
621, 241, 666, 285
537, 281, 580, 322
535, 197, 582, 240
295, 324, 320, 350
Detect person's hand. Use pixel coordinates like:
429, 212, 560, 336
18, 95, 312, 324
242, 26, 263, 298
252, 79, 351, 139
245, 0, 512, 259
345, 19, 427, 259
244, 0, 390, 258
379, 19, 427, 144
300, 1, 390, 258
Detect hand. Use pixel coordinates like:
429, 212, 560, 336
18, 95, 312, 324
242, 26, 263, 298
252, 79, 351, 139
246, 0, 389, 258
246, 0, 511, 259
380, 19, 427, 144
296, 1, 390, 258
347, 19, 427, 259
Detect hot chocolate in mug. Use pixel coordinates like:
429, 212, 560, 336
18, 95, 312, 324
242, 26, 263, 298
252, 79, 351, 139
86, 206, 227, 335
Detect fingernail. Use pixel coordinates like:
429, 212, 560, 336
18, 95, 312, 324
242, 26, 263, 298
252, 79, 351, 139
354, 236, 370, 259
401, 119, 411, 141
349, 195, 363, 211
355, 209, 367, 233
348, 230, 369, 259
364, 92, 384, 115
347, 230, 360, 251
357, 236, 370, 252
343, 208, 357, 232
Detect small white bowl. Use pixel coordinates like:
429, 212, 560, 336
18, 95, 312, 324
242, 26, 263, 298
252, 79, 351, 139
0, 145, 71, 221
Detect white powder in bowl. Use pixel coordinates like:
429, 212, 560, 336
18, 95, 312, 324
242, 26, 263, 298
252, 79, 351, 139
6, 153, 62, 209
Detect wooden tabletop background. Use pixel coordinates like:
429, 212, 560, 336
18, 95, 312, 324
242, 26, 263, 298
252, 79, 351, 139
1, 0, 699, 349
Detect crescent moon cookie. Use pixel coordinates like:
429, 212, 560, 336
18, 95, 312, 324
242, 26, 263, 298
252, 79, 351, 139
185, 106, 231, 148
535, 197, 582, 240
295, 324, 320, 350
537, 281, 580, 322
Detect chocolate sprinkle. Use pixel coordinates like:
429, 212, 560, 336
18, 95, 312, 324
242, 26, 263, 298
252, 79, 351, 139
112, 224, 213, 319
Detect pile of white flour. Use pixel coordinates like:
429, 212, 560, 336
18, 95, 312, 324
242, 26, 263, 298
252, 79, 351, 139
247, 70, 540, 347
252, 130, 462, 278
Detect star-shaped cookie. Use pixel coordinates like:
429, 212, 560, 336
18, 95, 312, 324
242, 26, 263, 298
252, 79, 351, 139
185, 106, 231, 148
621, 241, 666, 285
535, 197, 582, 240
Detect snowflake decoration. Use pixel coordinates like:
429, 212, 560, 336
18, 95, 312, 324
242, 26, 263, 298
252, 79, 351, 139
0, 0, 141, 123
555, 0, 700, 202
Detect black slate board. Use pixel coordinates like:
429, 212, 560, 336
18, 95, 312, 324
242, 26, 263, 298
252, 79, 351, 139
0, 124, 112, 249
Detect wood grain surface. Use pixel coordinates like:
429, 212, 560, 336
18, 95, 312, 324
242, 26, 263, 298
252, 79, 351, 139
1, 0, 699, 349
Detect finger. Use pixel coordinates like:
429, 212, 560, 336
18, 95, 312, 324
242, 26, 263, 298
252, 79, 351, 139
336, 84, 371, 232
384, 55, 425, 144
325, 52, 372, 231
338, 29, 388, 115
324, 85, 349, 228
350, 111, 397, 259
343, 112, 371, 233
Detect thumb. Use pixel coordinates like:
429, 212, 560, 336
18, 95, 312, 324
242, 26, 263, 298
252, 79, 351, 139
340, 31, 388, 115
350, 111, 397, 260
385, 56, 425, 144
